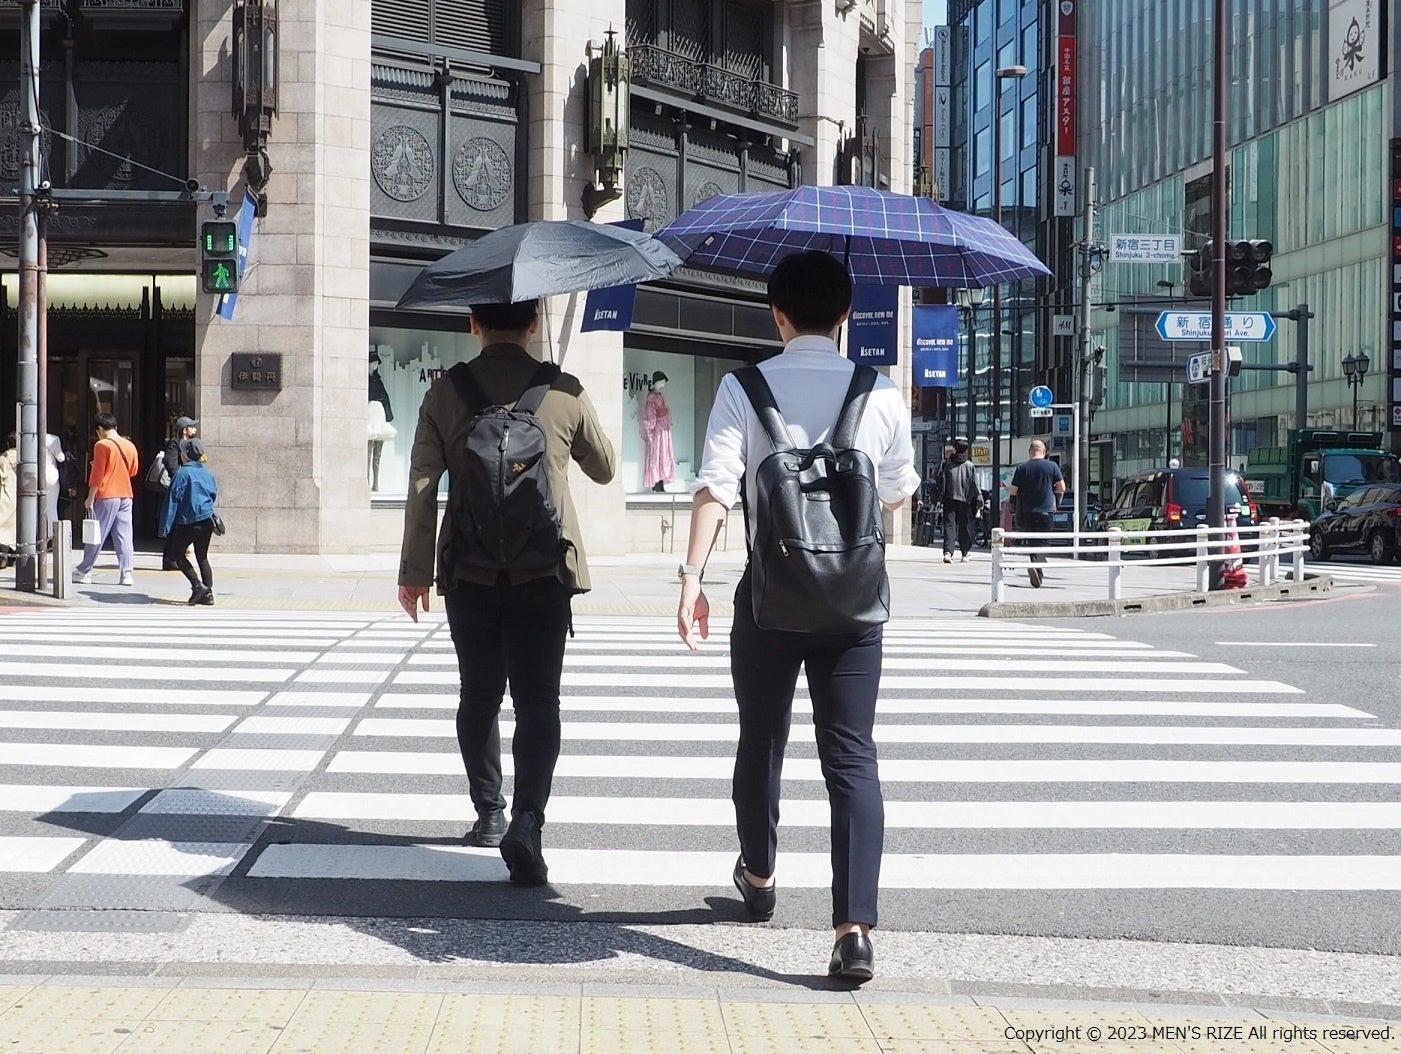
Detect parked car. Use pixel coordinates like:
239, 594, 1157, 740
1049, 494, 1103, 545
1103, 468, 1256, 557
1308, 483, 1401, 564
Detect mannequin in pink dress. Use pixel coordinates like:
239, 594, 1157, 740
641, 370, 677, 492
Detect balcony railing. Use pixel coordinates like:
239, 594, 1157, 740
628, 44, 798, 126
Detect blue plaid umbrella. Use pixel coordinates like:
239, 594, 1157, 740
657, 184, 1050, 286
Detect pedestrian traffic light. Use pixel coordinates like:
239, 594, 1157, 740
200, 220, 240, 294
1226, 239, 1272, 296
1187, 240, 1213, 298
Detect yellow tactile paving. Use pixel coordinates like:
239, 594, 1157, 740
425, 1024, 580, 1054
291, 990, 445, 1026
727, 1036, 880, 1054
268, 1019, 434, 1054
1289, 1019, 1399, 1054
0, 1016, 146, 1054
8, 985, 169, 1020
110, 1019, 284, 1054
861, 1005, 1017, 1041
880, 1043, 1034, 1054
436, 993, 582, 1031
722, 1001, 872, 1039
580, 1027, 730, 1054
0, 985, 32, 1014
580, 995, 724, 1033
148, 987, 306, 1024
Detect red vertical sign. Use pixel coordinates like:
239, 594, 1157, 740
1056, 1, 1077, 159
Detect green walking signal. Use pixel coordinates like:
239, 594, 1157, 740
200, 220, 240, 294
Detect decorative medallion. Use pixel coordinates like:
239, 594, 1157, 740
627, 166, 668, 232
372, 125, 434, 202
453, 136, 512, 211
694, 181, 724, 207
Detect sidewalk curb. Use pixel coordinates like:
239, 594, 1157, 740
979, 574, 1334, 618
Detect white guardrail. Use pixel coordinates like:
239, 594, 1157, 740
988, 517, 1311, 604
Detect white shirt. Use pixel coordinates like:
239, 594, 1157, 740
693, 335, 921, 538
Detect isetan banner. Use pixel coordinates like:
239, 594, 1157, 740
912, 304, 959, 388
845, 285, 900, 366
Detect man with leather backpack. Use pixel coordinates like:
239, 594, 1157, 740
398, 299, 615, 887
676, 251, 920, 982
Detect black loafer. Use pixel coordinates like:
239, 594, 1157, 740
465, 808, 506, 847
499, 811, 549, 886
828, 932, 875, 982
732, 856, 776, 921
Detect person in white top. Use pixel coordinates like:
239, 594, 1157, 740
676, 251, 920, 982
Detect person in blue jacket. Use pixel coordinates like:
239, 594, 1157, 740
162, 437, 218, 605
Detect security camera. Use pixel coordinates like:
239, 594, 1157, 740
37, 179, 50, 191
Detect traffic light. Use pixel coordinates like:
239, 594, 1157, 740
1187, 240, 1213, 297
1226, 238, 1272, 295
200, 220, 240, 294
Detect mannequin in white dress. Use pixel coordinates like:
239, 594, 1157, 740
367, 351, 397, 491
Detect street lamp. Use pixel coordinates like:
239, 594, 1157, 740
1342, 351, 1370, 430
955, 287, 987, 442
990, 64, 1028, 516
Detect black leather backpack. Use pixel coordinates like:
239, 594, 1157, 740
734, 364, 889, 634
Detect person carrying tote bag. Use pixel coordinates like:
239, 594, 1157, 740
161, 437, 219, 605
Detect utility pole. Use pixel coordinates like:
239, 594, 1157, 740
1075, 167, 1097, 542
1207, 0, 1229, 583
14, 0, 41, 591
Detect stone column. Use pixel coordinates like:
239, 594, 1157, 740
190, 0, 372, 553
785, 0, 859, 186
520, 2, 630, 558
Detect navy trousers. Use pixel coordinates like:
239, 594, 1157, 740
729, 571, 885, 928
443, 575, 571, 825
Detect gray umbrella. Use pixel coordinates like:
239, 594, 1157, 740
395, 220, 684, 308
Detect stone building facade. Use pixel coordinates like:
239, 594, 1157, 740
1, 0, 922, 557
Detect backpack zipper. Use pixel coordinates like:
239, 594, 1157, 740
498, 423, 510, 560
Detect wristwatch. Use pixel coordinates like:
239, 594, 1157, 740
677, 563, 705, 581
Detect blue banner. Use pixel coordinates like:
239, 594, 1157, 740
216, 189, 259, 321
580, 282, 638, 331
845, 284, 899, 366
912, 304, 959, 387
581, 218, 644, 332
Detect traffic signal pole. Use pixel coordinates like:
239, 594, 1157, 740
1207, 0, 1229, 586
13, 0, 41, 591
1075, 167, 1097, 556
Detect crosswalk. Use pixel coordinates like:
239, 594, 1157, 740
1310, 558, 1401, 585
1, 609, 1399, 930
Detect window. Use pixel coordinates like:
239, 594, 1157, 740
628, 0, 772, 80
372, 0, 516, 57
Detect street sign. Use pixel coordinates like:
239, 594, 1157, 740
1109, 234, 1182, 263
1052, 314, 1075, 337
1029, 406, 1054, 418
1154, 311, 1277, 342
1029, 385, 1054, 408
1186, 350, 1213, 384
1052, 412, 1073, 436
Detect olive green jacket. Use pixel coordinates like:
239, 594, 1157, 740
398, 343, 616, 594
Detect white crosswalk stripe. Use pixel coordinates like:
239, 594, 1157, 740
0, 608, 1398, 912
1309, 560, 1401, 584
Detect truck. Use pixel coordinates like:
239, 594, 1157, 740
1244, 429, 1401, 521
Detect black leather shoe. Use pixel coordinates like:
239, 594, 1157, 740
499, 811, 548, 886
828, 932, 875, 982
465, 808, 506, 847
732, 856, 776, 921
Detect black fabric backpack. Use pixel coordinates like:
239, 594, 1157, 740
734, 364, 890, 635
446, 360, 564, 577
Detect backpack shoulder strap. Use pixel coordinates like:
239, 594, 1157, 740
831, 365, 878, 449
447, 361, 491, 412
732, 366, 795, 453
513, 361, 561, 416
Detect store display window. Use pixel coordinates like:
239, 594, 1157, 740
367, 323, 480, 498
622, 347, 746, 495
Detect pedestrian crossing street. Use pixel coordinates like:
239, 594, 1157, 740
1, 609, 1399, 924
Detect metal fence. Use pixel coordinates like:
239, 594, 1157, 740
989, 518, 1311, 603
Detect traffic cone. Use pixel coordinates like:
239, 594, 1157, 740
1222, 510, 1248, 589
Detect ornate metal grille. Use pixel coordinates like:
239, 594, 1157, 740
629, 43, 796, 126
625, 0, 655, 46
668, 0, 710, 62
721, 3, 762, 80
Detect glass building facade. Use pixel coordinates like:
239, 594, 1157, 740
1082, 0, 1391, 490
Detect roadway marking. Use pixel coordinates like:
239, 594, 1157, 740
0, 786, 147, 813
67, 839, 253, 877
1215, 641, 1376, 648
0, 744, 197, 769
0, 711, 236, 734
0, 837, 87, 873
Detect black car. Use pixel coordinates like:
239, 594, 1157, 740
1049, 494, 1103, 545
1308, 483, 1401, 564
1103, 468, 1256, 556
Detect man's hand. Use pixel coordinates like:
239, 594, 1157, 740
677, 576, 710, 651
398, 585, 430, 622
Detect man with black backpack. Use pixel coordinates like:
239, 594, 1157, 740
676, 251, 920, 982
398, 299, 615, 886
938, 438, 984, 564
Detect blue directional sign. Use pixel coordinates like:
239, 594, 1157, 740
1154, 311, 1277, 342
1028, 384, 1054, 408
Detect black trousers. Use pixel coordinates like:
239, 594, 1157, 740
942, 499, 977, 556
168, 519, 214, 589
443, 575, 570, 825
730, 571, 885, 928
1017, 510, 1055, 563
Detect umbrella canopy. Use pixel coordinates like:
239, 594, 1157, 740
395, 220, 684, 309
657, 184, 1051, 287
